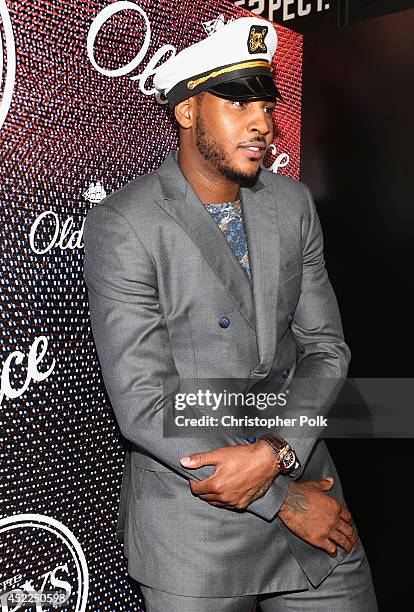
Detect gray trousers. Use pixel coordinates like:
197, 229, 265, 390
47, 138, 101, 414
140, 539, 378, 612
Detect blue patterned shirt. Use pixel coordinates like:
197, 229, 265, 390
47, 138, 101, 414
204, 199, 252, 282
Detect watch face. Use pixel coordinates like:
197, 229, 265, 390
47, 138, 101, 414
282, 449, 296, 470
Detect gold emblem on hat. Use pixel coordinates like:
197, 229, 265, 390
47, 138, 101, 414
248, 25, 268, 54
187, 60, 270, 90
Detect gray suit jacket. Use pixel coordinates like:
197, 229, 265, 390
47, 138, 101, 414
83, 150, 351, 597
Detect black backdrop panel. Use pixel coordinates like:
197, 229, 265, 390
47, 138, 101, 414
301, 9, 414, 610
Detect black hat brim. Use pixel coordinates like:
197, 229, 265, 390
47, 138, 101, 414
207, 75, 282, 102
167, 64, 283, 109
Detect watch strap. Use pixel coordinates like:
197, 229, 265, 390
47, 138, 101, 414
259, 434, 299, 474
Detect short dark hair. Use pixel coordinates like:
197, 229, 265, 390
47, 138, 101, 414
195, 91, 206, 103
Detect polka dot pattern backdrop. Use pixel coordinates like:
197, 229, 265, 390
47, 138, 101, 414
0, 0, 302, 609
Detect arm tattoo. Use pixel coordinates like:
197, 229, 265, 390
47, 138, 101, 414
283, 482, 309, 514
248, 478, 272, 502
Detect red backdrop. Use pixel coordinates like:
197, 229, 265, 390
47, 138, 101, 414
0, 1, 302, 608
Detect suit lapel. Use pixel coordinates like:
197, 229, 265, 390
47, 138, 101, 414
241, 183, 280, 379
155, 152, 255, 329
154, 151, 280, 378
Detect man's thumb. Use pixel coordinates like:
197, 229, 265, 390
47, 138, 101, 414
180, 452, 206, 468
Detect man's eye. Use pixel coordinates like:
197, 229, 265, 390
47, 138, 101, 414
231, 100, 247, 107
265, 106, 275, 114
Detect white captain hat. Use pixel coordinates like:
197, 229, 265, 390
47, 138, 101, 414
153, 16, 282, 109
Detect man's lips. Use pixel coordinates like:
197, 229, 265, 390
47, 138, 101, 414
238, 142, 267, 159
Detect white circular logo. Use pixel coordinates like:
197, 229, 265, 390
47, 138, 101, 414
0, 514, 89, 611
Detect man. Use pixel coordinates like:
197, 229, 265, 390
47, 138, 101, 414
83, 16, 378, 612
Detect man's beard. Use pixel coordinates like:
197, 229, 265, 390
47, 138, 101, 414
195, 115, 259, 186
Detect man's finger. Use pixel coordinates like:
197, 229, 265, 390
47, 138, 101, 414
339, 505, 353, 524
193, 492, 225, 502
336, 518, 355, 541
180, 451, 221, 468
189, 475, 219, 496
330, 529, 353, 553
189, 483, 232, 507
321, 539, 337, 557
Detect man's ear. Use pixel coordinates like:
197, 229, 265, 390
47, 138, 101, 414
174, 98, 196, 128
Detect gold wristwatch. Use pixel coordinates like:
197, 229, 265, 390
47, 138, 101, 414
259, 434, 299, 474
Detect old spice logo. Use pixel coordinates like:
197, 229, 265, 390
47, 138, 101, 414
87, 3, 237, 102
260, 144, 290, 174
29, 210, 85, 254
88, 1, 176, 104
202, 14, 234, 36
0, 336, 55, 406
0, 0, 16, 131
87, 3, 291, 171
83, 181, 107, 203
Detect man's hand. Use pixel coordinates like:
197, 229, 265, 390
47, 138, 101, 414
278, 477, 357, 557
180, 441, 280, 510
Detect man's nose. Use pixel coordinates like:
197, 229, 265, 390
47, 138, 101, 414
246, 106, 271, 135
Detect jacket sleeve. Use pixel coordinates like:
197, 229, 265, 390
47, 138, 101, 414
255, 181, 351, 479
83, 202, 289, 521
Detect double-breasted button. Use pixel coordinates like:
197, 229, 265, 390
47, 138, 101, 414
246, 436, 257, 444
219, 316, 230, 328
287, 313, 294, 324
281, 367, 290, 379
